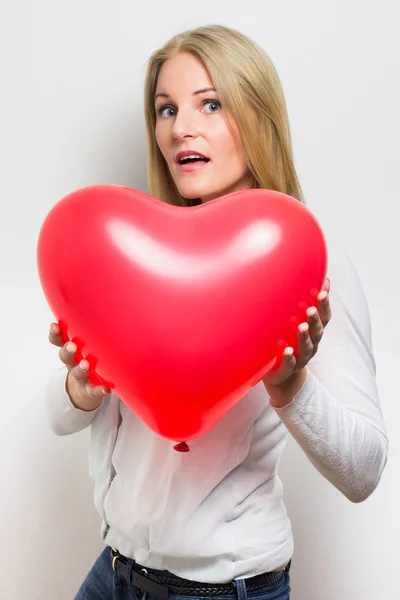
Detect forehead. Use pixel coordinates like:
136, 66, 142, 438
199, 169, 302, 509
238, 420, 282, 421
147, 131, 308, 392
155, 52, 214, 95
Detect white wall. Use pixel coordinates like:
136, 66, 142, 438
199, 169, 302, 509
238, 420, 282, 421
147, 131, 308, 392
1, 1, 398, 598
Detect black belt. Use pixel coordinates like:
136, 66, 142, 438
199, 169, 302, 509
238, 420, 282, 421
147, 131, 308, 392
111, 548, 285, 599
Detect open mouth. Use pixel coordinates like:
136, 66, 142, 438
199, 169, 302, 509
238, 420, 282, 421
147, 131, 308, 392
178, 155, 210, 165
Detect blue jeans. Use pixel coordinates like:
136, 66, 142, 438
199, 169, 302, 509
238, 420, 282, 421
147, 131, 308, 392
74, 547, 291, 600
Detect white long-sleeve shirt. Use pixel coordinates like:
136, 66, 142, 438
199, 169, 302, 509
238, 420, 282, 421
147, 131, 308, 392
45, 240, 387, 584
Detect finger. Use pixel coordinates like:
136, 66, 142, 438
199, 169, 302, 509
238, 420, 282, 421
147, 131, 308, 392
70, 360, 109, 397
263, 347, 296, 386
59, 341, 79, 369
70, 359, 109, 401
71, 359, 91, 384
297, 323, 315, 365
322, 277, 331, 293
84, 381, 110, 400
49, 323, 63, 348
316, 291, 332, 328
306, 307, 325, 345
281, 346, 297, 373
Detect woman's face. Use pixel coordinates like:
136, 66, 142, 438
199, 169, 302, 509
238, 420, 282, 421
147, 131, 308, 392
154, 52, 253, 203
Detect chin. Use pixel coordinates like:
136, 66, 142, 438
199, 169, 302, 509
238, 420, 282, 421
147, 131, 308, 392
179, 189, 201, 200
177, 184, 220, 203
177, 188, 205, 202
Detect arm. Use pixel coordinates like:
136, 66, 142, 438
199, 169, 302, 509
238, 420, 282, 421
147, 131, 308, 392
267, 243, 388, 502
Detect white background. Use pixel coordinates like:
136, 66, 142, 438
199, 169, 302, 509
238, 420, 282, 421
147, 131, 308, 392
1, 1, 399, 598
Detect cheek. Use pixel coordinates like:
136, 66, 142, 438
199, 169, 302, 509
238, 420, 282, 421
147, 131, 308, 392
154, 124, 162, 151
214, 122, 246, 169
221, 134, 247, 172
155, 122, 169, 157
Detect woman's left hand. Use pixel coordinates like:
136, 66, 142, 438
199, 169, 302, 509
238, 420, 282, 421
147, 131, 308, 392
262, 278, 331, 405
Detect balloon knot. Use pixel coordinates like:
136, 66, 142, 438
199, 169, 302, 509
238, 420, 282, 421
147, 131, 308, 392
173, 441, 190, 452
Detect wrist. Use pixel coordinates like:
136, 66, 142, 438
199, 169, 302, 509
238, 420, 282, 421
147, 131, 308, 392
264, 367, 308, 408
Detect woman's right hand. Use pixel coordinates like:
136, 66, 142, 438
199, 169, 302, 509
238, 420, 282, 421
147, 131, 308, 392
49, 323, 109, 411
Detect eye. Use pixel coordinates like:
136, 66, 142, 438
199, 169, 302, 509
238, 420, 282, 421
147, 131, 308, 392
156, 105, 177, 118
203, 100, 221, 113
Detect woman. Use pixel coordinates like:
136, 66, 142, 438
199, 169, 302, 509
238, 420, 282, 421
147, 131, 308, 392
46, 24, 388, 600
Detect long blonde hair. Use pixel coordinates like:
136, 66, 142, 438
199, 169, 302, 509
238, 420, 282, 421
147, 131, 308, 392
144, 24, 304, 206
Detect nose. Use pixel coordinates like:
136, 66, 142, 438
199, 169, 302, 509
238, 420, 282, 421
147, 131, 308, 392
172, 106, 200, 141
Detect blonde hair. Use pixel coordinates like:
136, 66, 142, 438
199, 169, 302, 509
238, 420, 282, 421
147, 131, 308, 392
144, 24, 304, 206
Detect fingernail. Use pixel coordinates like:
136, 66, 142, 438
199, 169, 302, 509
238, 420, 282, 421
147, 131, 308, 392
284, 347, 294, 357
66, 342, 76, 353
318, 291, 328, 301
80, 360, 89, 370
299, 323, 309, 335
101, 388, 109, 395
307, 307, 318, 317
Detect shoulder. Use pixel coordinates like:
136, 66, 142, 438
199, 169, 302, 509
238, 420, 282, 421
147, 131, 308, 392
315, 235, 374, 357
325, 236, 370, 321
325, 236, 361, 288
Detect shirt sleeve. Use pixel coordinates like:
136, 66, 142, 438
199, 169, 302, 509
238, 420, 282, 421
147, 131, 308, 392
45, 365, 102, 435
273, 241, 388, 502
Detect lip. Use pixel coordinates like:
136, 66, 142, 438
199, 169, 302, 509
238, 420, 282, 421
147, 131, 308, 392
175, 149, 210, 163
176, 160, 210, 172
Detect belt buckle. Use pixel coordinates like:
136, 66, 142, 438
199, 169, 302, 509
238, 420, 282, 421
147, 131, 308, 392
111, 548, 119, 572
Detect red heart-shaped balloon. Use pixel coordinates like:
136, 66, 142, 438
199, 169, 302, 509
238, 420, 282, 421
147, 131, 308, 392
37, 185, 327, 442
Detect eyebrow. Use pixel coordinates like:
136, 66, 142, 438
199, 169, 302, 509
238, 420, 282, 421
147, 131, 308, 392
154, 87, 217, 101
